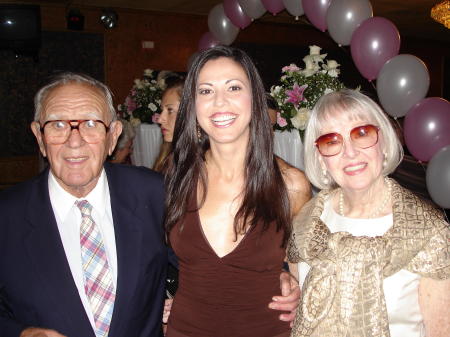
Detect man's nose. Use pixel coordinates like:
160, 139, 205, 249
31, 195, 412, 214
66, 127, 84, 147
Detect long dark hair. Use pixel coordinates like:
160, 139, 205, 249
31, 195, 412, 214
153, 75, 184, 174
165, 46, 291, 246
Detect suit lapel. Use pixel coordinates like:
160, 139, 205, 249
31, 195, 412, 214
105, 165, 143, 337
23, 170, 94, 336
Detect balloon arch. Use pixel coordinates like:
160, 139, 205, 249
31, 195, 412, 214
198, 0, 450, 209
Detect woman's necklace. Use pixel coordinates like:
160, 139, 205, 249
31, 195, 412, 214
339, 177, 392, 218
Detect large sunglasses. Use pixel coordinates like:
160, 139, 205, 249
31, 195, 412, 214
315, 124, 380, 157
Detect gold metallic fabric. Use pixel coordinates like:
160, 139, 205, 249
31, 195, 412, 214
288, 178, 450, 337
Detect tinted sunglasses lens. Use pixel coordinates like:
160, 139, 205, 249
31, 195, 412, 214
350, 125, 379, 148
316, 133, 342, 156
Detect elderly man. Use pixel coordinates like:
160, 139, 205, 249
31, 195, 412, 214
0, 73, 167, 337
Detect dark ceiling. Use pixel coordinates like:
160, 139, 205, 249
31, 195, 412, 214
15, 0, 450, 42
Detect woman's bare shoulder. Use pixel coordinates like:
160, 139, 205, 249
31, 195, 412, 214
277, 157, 312, 215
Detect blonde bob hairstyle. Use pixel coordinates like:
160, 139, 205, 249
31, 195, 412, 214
304, 89, 404, 190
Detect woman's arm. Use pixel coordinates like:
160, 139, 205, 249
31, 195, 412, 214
419, 277, 450, 337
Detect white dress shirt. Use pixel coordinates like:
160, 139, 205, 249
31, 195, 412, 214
298, 198, 425, 337
48, 169, 117, 334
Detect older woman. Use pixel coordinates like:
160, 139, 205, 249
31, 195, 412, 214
164, 46, 311, 337
289, 89, 450, 337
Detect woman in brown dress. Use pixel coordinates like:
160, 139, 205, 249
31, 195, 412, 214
164, 46, 311, 337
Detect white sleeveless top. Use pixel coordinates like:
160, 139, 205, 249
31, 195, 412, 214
298, 199, 425, 337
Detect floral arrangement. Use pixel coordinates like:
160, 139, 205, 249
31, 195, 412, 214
270, 45, 345, 137
118, 69, 167, 125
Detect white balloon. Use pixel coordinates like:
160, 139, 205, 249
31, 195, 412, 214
208, 4, 239, 45
283, 0, 304, 18
326, 0, 372, 46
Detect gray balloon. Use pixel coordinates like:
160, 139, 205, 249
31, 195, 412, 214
283, 0, 304, 19
238, 0, 266, 19
426, 146, 450, 209
208, 4, 240, 45
326, 0, 372, 46
377, 54, 430, 118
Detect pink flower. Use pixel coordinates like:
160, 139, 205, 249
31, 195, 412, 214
282, 63, 300, 73
152, 113, 160, 124
285, 83, 308, 106
276, 112, 287, 127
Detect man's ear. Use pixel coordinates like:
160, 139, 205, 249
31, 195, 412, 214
107, 120, 123, 156
31, 121, 47, 157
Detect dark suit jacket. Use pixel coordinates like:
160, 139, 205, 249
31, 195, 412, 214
0, 163, 167, 337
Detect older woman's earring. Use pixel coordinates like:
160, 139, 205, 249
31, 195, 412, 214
383, 152, 388, 168
322, 169, 330, 185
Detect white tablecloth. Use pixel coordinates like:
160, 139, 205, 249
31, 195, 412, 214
131, 123, 162, 168
131, 124, 304, 171
274, 130, 304, 170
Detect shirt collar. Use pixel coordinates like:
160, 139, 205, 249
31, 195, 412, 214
48, 169, 109, 221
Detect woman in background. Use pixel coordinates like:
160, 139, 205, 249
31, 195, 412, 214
165, 46, 311, 337
110, 118, 135, 164
154, 76, 184, 173
289, 89, 450, 337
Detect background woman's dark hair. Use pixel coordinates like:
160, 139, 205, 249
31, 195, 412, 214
266, 93, 278, 111
165, 45, 291, 246
153, 75, 185, 174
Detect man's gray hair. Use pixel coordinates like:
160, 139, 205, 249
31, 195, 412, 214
34, 72, 116, 122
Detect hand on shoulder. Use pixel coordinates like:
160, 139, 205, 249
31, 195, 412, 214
277, 157, 312, 216
20, 327, 67, 337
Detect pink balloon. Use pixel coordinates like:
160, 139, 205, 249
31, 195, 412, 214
224, 0, 252, 29
303, 0, 332, 32
350, 17, 400, 81
198, 32, 220, 51
404, 97, 450, 162
261, 0, 285, 15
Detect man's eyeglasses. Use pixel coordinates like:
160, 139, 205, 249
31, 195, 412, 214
40, 120, 110, 145
315, 124, 380, 157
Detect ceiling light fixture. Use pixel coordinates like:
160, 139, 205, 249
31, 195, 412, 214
100, 9, 118, 29
431, 1, 450, 29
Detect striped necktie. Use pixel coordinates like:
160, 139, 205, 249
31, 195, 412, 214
76, 200, 115, 337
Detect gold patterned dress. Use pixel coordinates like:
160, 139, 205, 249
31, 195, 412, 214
288, 178, 450, 337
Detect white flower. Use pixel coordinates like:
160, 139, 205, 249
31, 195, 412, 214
144, 69, 153, 77
157, 78, 166, 90
302, 55, 321, 77
148, 103, 157, 111
150, 86, 156, 91
309, 45, 327, 63
309, 45, 321, 55
324, 88, 334, 95
117, 104, 122, 111
303, 55, 315, 70
291, 108, 310, 130
271, 85, 282, 95
323, 59, 340, 77
130, 117, 141, 127
134, 79, 144, 89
